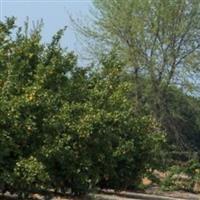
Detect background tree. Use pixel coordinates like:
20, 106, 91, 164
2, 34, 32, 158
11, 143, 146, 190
75, 0, 200, 149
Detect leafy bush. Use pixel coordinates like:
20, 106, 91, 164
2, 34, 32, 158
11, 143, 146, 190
161, 159, 200, 192
0, 18, 165, 197
14, 156, 50, 190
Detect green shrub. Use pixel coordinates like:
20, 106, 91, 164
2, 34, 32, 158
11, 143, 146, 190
14, 156, 50, 190
161, 159, 200, 192
0, 18, 165, 197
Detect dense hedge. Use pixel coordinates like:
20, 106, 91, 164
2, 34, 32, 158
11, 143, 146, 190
0, 18, 165, 197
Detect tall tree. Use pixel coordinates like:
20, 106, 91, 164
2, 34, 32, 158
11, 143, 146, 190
76, 0, 200, 147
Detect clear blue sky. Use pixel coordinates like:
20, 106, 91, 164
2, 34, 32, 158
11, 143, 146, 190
1, 0, 92, 54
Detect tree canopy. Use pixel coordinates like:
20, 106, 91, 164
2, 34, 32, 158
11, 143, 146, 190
0, 17, 165, 198
75, 0, 200, 148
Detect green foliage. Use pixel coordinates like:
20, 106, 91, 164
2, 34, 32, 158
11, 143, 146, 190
142, 84, 200, 150
162, 159, 200, 192
14, 156, 50, 190
0, 18, 165, 197
76, 0, 200, 150
162, 87, 200, 149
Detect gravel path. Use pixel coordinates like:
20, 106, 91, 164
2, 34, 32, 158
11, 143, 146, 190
92, 194, 142, 200
1, 190, 199, 200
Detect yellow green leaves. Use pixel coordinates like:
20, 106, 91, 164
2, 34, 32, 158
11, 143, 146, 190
0, 18, 166, 195
14, 156, 50, 188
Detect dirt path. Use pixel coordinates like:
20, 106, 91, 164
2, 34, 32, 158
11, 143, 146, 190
1, 190, 199, 200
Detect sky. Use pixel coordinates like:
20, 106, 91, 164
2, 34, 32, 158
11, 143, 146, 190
0, 0, 92, 57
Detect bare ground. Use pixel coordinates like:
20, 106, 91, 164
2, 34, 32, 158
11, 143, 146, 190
1, 189, 199, 200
